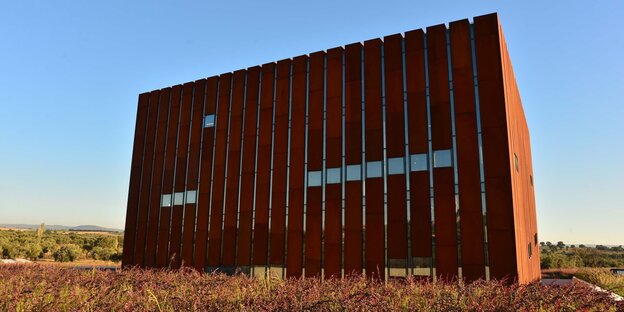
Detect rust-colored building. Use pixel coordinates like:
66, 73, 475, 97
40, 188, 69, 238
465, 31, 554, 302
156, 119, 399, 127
122, 13, 540, 283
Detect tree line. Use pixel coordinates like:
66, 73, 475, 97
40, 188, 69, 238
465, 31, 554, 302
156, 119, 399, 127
0, 224, 123, 263
540, 241, 624, 269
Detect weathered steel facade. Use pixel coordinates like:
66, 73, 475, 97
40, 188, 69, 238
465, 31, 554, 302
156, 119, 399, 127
122, 13, 540, 283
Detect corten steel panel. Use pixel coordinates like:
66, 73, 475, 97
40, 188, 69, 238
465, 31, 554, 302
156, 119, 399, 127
383, 34, 408, 265
325, 47, 342, 168
324, 183, 342, 278
181, 79, 207, 268
427, 24, 458, 280
156, 85, 182, 268
307, 52, 324, 171
169, 82, 194, 269
404, 30, 432, 260
387, 175, 407, 262
133, 90, 161, 267
144, 87, 171, 267
123, 93, 150, 267
343, 43, 362, 275
450, 19, 485, 281
286, 56, 307, 277
433, 168, 457, 279
236, 67, 260, 266
252, 63, 275, 266
181, 204, 196, 267
168, 205, 184, 268
324, 184, 342, 278
305, 187, 322, 277
426, 25, 453, 150
363, 38, 384, 280
383, 34, 406, 158
409, 172, 431, 257
344, 43, 362, 165
405, 30, 428, 154
363, 39, 383, 161
324, 47, 343, 278
365, 179, 385, 279
193, 77, 218, 271
305, 51, 324, 277
269, 60, 291, 266
222, 70, 246, 266
207, 74, 233, 267
474, 13, 517, 281
155, 206, 171, 266
344, 182, 362, 274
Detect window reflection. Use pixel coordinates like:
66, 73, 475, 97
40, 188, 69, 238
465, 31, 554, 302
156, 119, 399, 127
433, 149, 452, 168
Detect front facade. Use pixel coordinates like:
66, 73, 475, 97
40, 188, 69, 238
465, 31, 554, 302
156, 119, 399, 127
122, 13, 540, 283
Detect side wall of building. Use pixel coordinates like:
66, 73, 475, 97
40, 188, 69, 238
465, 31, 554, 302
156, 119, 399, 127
499, 24, 541, 284
474, 14, 540, 283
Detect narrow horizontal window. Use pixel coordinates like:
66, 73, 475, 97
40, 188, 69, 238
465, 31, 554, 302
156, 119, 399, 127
433, 149, 452, 168
326, 168, 341, 184
366, 161, 382, 178
186, 190, 197, 204
346, 164, 361, 181
161, 194, 172, 207
173, 192, 184, 206
308, 171, 322, 187
410, 153, 428, 172
204, 114, 215, 128
387, 157, 405, 175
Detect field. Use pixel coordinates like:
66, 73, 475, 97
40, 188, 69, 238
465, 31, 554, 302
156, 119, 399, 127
1, 265, 622, 311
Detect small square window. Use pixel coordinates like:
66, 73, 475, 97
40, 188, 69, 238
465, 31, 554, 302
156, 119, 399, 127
308, 171, 322, 187
410, 153, 428, 172
514, 153, 519, 172
387, 157, 405, 175
173, 192, 184, 206
186, 190, 197, 204
326, 168, 341, 184
366, 161, 382, 178
346, 164, 361, 181
204, 114, 215, 128
433, 149, 452, 168
161, 194, 172, 207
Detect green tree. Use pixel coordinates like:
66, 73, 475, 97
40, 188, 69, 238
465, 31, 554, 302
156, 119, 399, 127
25, 243, 42, 260
94, 236, 118, 249
53, 244, 83, 262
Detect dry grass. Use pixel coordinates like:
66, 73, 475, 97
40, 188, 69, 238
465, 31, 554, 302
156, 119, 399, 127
576, 268, 624, 297
1, 264, 622, 311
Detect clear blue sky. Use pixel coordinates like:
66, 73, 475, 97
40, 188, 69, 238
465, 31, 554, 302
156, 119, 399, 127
1, 1, 622, 245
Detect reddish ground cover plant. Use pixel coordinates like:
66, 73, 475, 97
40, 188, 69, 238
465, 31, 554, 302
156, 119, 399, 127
1, 264, 622, 311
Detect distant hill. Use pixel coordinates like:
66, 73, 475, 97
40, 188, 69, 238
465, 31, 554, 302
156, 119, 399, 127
0, 224, 122, 232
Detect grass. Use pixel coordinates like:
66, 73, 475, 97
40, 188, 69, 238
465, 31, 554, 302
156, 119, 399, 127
575, 268, 624, 297
1, 264, 622, 311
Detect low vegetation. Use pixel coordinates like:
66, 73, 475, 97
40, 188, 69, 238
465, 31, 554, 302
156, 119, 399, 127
0, 224, 122, 263
1, 265, 622, 311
